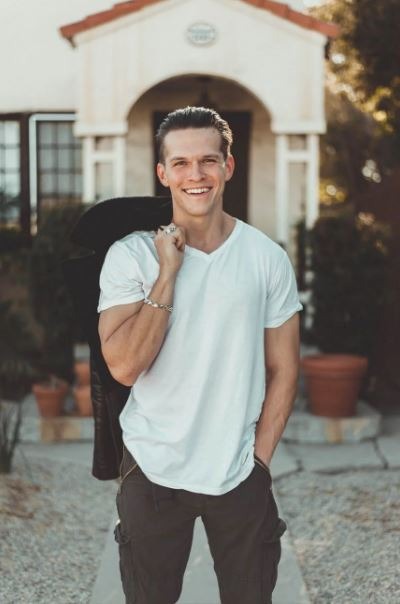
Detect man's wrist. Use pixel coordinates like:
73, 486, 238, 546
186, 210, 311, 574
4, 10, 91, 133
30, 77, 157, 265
158, 268, 178, 284
254, 452, 271, 469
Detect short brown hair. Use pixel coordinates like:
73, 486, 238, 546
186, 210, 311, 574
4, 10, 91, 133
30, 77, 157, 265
156, 106, 233, 163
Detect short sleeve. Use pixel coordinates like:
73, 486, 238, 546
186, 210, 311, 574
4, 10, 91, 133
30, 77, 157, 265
97, 241, 145, 313
264, 250, 303, 328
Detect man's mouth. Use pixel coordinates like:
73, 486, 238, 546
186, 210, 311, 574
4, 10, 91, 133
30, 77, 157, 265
183, 187, 212, 196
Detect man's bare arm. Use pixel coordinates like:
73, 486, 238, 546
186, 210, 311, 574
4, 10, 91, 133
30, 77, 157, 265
254, 313, 300, 466
99, 271, 177, 386
98, 224, 185, 386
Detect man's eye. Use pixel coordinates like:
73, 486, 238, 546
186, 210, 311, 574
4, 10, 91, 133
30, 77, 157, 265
174, 161, 186, 167
204, 158, 216, 164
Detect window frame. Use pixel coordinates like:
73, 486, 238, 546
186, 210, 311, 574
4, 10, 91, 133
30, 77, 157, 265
30, 113, 82, 226
0, 113, 30, 235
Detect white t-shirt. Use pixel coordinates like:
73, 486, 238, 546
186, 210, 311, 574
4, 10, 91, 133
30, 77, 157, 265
97, 218, 303, 495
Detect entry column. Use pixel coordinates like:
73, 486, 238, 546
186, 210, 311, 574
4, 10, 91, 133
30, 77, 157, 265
274, 132, 320, 248
79, 132, 127, 203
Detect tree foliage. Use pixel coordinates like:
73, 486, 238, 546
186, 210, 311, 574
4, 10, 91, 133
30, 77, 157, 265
312, 0, 400, 204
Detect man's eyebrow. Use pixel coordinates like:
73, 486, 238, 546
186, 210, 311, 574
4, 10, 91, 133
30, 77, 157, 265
169, 153, 221, 162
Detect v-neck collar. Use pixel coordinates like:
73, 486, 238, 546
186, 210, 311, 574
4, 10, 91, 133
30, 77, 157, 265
184, 219, 242, 261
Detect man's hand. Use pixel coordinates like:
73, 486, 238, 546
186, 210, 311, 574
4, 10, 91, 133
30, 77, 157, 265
254, 313, 300, 467
155, 224, 186, 277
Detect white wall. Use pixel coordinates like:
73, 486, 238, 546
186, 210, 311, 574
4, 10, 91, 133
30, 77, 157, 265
74, 0, 326, 134
0, 0, 324, 132
0, 0, 112, 111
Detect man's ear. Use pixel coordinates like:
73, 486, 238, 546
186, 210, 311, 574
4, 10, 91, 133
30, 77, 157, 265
224, 154, 235, 182
156, 162, 169, 187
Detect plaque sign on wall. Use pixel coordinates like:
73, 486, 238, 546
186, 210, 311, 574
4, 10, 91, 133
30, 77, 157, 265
186, 22, 217, 46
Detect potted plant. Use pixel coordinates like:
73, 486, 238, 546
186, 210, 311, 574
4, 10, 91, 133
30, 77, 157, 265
301, 211, 391, 417
0, 301, 37, 473
28, 201, 87, 416
73, 383, 92, 417
32, 375, 69, 417
73, 357, 92, 417
74, 359, 90, 387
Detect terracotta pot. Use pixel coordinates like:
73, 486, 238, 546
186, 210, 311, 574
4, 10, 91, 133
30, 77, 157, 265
74, 360, 90, 386
301, 354, 368, 418
32, 378, 69, 418
73, 384, 93, 417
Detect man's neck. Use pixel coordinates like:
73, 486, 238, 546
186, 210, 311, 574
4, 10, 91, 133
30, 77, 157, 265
173, 212, 236, 254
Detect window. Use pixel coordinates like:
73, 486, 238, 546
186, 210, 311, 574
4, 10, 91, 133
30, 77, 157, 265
0, 121, 21, 226
37, 121, 82, 210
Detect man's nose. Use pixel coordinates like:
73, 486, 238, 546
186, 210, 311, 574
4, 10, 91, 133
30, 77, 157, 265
188, 161, 204, 180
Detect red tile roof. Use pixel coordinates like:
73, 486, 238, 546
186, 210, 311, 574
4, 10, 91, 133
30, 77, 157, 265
60, 0, 339, 45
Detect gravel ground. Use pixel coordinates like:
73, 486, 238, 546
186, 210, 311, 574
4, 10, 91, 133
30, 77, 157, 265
2, 456, 399, 604
275, 469, 400, 604
0, 455, 117, 604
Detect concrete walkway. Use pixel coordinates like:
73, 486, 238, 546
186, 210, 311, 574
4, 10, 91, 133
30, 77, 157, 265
89, 442, 310, 604
89, 499, 310, 604
88, 413, 400, 604
20, 414, 400, 604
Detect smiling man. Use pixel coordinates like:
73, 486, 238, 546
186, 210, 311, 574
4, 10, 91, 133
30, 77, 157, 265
97, 106, 303, 604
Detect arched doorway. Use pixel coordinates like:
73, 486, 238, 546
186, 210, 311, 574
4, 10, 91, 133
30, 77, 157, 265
125, 75, 273, 229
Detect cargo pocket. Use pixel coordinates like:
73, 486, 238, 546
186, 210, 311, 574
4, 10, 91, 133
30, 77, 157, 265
262, 491, 287, 602
114, 518, 136, 604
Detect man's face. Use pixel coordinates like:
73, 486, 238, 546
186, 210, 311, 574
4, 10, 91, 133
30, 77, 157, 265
156, 128, 235, 220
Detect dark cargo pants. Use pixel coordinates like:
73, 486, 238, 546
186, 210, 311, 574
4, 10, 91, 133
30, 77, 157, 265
115, 446, 286, 604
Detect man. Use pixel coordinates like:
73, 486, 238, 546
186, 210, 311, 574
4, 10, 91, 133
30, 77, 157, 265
97, 106, 303, 604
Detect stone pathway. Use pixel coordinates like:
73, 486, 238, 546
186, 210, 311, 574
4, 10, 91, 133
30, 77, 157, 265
87, 420, 400, 604
89, 442, 310, 604
19, 414, 400, 604
89, 499, 310, 604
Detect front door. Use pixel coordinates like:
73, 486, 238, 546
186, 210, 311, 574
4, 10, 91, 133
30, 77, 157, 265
153, 111, 251, 223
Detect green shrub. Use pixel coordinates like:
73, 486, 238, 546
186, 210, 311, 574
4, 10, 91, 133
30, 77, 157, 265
0, 301, 38, 473
0, 227, 28, 255
308, 211, 391, 357
28, 201, 87, 382
0, 300, 37, 399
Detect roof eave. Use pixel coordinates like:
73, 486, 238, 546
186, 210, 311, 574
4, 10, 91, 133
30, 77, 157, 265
59, 0, 340, 47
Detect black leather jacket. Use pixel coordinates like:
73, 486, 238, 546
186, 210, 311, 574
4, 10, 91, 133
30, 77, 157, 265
63, 196, 172, 479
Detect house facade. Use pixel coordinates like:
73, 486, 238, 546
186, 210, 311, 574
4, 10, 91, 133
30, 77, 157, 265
0, 0, 337, 256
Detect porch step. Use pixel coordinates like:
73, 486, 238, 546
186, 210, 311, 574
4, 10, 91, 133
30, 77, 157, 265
283, 400, 381, 444
17, 394, 93, 443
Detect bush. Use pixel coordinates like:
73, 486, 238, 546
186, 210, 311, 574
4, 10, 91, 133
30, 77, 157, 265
307, 211, 391, 357
0, 227, 29, 255
0, 301, 38, 473
0, 300, 38, 399
28, 201, 87, 382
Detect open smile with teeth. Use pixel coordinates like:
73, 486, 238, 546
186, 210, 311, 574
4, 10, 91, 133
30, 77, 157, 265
183, 187, 212, 195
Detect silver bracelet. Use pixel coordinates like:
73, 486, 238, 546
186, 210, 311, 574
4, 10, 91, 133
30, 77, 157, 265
143, 297, 173, 313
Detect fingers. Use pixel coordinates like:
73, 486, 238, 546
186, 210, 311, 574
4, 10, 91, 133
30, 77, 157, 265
172, 227, 185, 251
157, 224, 185, 250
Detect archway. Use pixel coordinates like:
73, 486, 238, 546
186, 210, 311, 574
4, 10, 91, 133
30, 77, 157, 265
125, 75, 274, 230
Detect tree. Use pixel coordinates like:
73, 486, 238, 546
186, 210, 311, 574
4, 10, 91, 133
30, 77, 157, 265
311, 0, 400, 409
312, 0, 400, 205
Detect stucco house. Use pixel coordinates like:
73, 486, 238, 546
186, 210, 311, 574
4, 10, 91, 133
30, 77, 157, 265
0, 0, 337, 257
